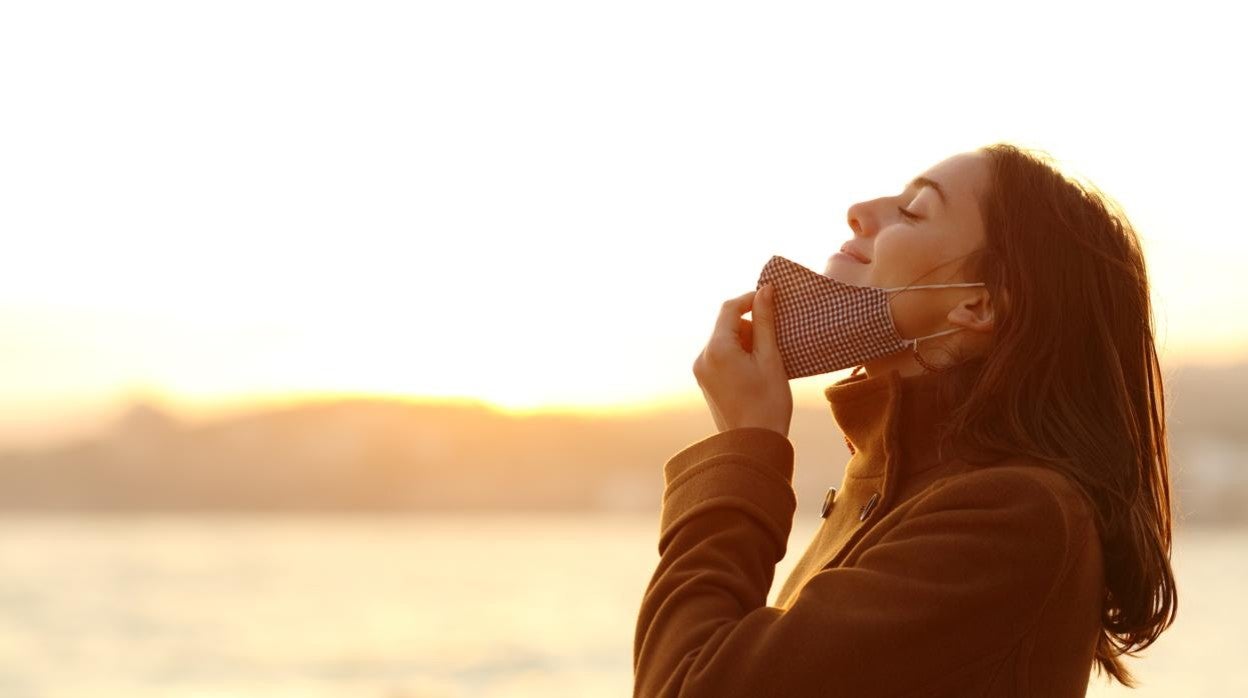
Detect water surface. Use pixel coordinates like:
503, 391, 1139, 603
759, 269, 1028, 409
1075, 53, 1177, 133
0, 514, 1239, 697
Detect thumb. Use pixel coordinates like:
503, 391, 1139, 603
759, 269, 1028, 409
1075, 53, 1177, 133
753, 283, 779, 360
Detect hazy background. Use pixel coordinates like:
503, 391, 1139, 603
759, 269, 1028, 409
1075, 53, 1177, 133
1, 0, 1245, 696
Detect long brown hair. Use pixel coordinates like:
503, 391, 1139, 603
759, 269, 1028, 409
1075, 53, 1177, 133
929, 143, 1178, 686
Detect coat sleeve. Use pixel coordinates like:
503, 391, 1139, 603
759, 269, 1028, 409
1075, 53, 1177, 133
632, 427, 1093, 698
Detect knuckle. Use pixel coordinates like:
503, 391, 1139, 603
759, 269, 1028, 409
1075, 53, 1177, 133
704, 343, 727, 363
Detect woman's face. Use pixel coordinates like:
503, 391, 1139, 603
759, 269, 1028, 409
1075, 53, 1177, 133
826, 150, 992, 346
826, 150, 988, 287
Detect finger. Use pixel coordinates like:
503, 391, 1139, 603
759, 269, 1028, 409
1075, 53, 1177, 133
737, 317, 753, 353
752, 283, 778, 361
710, 290, 756, 347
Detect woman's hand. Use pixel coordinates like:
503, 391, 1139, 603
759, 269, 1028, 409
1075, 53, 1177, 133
692, 283, 793, 437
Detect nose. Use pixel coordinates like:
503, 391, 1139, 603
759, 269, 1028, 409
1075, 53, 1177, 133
846, 200, 873, 237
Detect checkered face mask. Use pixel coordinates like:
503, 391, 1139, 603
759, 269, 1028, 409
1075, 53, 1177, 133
756, 255, 987, 379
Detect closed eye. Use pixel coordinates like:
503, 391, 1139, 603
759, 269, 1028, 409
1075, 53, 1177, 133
897, 206, 920, 222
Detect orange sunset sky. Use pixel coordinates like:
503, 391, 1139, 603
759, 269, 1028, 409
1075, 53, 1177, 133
2, 2, 1244, 448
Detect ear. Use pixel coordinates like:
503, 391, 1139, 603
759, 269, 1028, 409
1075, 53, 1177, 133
947, 290, 995, 334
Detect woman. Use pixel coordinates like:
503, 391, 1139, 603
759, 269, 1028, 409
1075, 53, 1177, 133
633, 144, 1177, 697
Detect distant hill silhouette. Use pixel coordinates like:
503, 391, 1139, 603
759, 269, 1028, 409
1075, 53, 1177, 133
0, 360, 1245, 523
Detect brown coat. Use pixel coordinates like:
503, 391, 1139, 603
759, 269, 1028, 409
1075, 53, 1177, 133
634, 368, 1104, 697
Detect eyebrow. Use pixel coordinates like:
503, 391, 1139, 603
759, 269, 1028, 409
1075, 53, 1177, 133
907, 176, 948, 209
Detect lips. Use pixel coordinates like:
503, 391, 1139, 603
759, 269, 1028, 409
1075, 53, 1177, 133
839, 244, 871, 264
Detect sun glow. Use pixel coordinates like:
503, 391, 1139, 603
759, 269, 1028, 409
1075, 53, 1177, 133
2, 1, 1244, 446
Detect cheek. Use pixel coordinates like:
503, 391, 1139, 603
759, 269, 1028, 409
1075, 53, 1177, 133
872, 231, 947, 286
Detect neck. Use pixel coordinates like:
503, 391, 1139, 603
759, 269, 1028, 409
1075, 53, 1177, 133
863, 349, 928, 378
864, 332, 974, 378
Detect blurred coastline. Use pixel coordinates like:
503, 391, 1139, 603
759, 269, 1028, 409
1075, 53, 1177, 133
1, 360, 1245, 526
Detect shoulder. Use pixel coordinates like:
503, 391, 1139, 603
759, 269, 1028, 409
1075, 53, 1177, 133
911, 457, 1098, 550
849, 457, 1101, 618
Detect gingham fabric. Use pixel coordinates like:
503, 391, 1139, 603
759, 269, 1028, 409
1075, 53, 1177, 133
755, 255, 910, 379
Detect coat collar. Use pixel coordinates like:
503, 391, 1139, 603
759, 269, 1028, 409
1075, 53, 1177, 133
824, 367, 955, 484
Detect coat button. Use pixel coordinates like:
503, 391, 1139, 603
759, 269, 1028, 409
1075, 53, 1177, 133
858, 491, 880, 521
820, 487, 838, 518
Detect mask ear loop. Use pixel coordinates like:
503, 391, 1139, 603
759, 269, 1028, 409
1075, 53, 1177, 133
881, 281, 987, 292
884, 281, 987, 373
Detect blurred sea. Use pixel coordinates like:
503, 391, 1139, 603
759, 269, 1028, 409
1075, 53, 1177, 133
0, 513, 1243, 697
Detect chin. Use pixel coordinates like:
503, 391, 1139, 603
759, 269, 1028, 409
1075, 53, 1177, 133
823, 262, 863, 285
